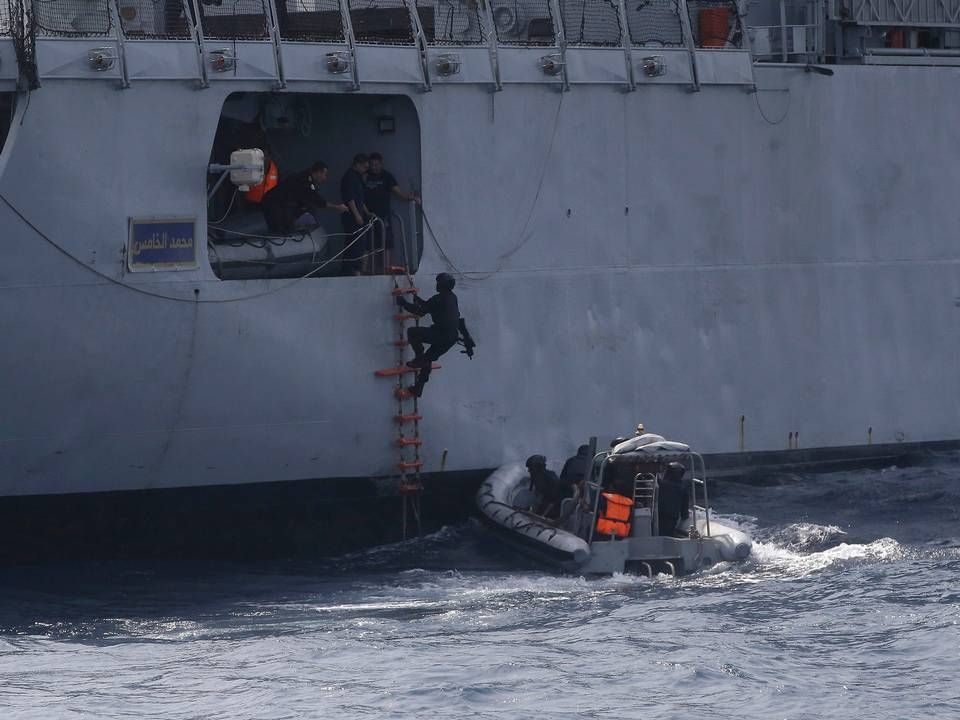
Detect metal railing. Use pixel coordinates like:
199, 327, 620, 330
559, 0, 622, 46
627, 0, 685, 46
15, 0, 772, 49
836, 0, 960, 27
749, 0, 821, 61
584, 449, 713, 543
1, 0, 11, 36
34, 0, 113, 36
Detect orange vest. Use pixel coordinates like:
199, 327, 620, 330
245, 159, 279, 203
596, 492, 633, 538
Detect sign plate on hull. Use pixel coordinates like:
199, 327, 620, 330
127, 217, 197, 271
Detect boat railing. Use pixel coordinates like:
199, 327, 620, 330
689, 451, 711, 537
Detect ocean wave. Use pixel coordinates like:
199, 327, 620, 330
747, 537, 904, 578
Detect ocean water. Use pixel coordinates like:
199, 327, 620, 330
1, 458, 959, 719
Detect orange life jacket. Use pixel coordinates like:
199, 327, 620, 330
596, 492, 633, 538
245, 159, 279, 203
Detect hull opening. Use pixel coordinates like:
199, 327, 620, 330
207, 92, 423, 280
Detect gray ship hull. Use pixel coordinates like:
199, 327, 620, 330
1, 37, 958, 503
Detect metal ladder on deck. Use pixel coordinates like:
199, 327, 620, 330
373, 265, 440, 539
632, 472, 658, 536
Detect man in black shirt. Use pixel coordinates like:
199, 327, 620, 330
340, 153, 371, 275
364, 152, 420, 267
261, 161, 345, 234
525, 455, 571, 520
395, 272, 460, 397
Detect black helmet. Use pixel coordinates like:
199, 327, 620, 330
436, 272, 455, 291
525, 454, 547, 470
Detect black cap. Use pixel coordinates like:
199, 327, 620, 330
525, 454, 546, 469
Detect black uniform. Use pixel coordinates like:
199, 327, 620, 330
261, 169, 327, 234
657, 463, 691, 536
397, 289, 459, 395
363, 169, 398, 249
529, 468, 571, 519
560, 446, 591, 486
340, 167, 368, 274
401, 290, 460, 362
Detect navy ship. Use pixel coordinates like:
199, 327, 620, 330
1, 0, 957, 561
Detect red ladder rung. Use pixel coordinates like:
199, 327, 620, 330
396, 437, 423, 447
395, 387, 416, 400
374, 364, 433, 377
399, 481, 422, 492
390, 287, 419, 296
394, 314, 418, 322
387, 266, 408, 275
375, 362, 441, 377
394, 413, 422, 423
398, 460, 424, 471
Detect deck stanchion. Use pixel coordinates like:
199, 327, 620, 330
107, 0, 130, 88
615, 0, 636, 91
677, 0, 700, 92
479, 0, 503, 91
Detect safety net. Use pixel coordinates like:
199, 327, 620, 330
626, 0, 683, 46
686, 0, 741, 47
416, 0, 486, 45
1, 0, 10, 35
347, 0, 414, 45
197, 0, 270, 40
559, 0, 621, 46
489, 0, 554, 45
117, 0, 192, 38
278, 0, 343, 42
33, 0, 112, 36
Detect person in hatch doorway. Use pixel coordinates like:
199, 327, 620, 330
260, 161, 346, 234
340, 153, 372, 276
364, 152, 421, 268
395, 273, 460, 397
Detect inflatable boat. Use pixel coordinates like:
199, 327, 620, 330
476, 436, 752, 576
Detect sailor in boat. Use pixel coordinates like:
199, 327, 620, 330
524, 454, 575, 520
559, 444, 591, 486
657, 461, 692, 537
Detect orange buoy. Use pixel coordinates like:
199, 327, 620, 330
698, 7, 730, 48
245, 159, 278, 204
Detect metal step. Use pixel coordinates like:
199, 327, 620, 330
390, 287, 418, 296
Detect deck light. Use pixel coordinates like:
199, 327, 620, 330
641, 56, 666, 77
435, 53, 461, 77
87, 48, 115, 72
208, 49, 235, 72
538, 54, 563, 76
326, 52, 351, 74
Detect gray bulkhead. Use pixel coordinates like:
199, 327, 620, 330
0, 1, 959, 496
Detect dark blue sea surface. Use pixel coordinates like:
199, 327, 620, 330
2, 457, 959, 718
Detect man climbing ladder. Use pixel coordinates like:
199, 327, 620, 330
396, 272, 475, 397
